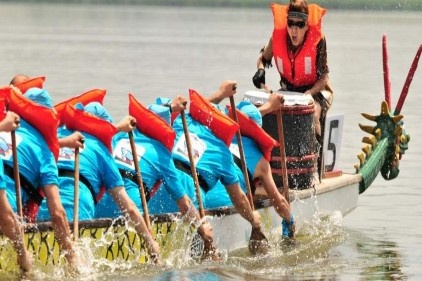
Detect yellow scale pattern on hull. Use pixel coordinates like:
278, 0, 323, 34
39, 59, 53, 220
0, 220, 184, 271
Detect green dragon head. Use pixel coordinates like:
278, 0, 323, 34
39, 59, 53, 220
355, 101, 410, 192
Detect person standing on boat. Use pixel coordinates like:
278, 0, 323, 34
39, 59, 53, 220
35, 100, 160, 261
0, 107, 32, 272
0, 86, 78, 269
205, 95, 295, 239
95, 94, 220, 261
252, 0, 333, 175
170, 81, 267, 253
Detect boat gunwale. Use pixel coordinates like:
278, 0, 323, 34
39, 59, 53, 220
6, 172, 361, 235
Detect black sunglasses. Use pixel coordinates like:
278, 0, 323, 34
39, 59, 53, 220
287, 19, 306, 29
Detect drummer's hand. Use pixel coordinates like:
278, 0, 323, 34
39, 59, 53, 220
261, 83, 273, 93
304, 90, 313, 97
170, 95, 188, 112
252, 69, 265, 89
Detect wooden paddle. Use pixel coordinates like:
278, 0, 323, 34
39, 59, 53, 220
276, 108, 290, 204
11, 130, 23, 221
180, 110, 205, 218
229, 96, 268, 255
128, 129, 151, 230
229, 96, 254, 209
73, 138, 84, 241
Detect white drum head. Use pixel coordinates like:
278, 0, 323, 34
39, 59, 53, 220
243, 90, 313, 106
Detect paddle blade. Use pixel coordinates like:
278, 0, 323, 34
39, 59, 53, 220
248, 228, 269, 255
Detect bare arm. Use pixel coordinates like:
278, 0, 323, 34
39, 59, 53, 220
304, 73, 329, 97
176, 196, 213, 241
0, 191, 31, 272
258, 92, 284, 116
225, 183, 261, 229
108, 186, 160, 259
169, 95, 188, 112
257, 37, 274, 70
115, 115, 136, 133
207, 80, 237, 104
58, 131, 84, 148
0, 111, 20, 132
44, 184, 76, 266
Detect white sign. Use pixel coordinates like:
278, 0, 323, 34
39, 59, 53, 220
323, 114, 344, 172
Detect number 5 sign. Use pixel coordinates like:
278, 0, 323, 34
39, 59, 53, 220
323, 114, 344, 173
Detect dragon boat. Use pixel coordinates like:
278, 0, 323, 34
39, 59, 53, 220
0, 36, 419, 273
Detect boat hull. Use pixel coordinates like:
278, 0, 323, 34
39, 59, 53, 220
0, 173, 360, 272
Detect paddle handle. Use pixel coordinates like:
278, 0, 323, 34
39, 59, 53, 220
128, 131, 151, 229
11, 131, 23, 220
276, 109, 290, 204
73, 147, 80, 241
229, 96, 254, 211
180, 110, 205, 218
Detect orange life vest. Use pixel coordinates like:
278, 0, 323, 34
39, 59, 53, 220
128, 94, 176, 152
55, 89, 106, 126
7, 87, 60, 161
63, 103, 118, 153
189, 89, 239, 147
14, 76, 46, 94
271, 4, 326, 88
0, 96, 6, 120
227, 106, 279, 161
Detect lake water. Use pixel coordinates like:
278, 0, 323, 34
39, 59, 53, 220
0, 3, 421, 280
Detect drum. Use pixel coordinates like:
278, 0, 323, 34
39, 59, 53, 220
243, 90, 316, 190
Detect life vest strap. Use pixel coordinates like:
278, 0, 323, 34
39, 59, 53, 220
119, 169, 162, 202
173, 159, 210, 192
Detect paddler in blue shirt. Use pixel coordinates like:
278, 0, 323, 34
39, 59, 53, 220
0, 108, 31, 273
0, 86, 78, 269
35, 100, 160, 261
169, 81, 267, 253
206, 95, 295, 239
95, 94, 220, 261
